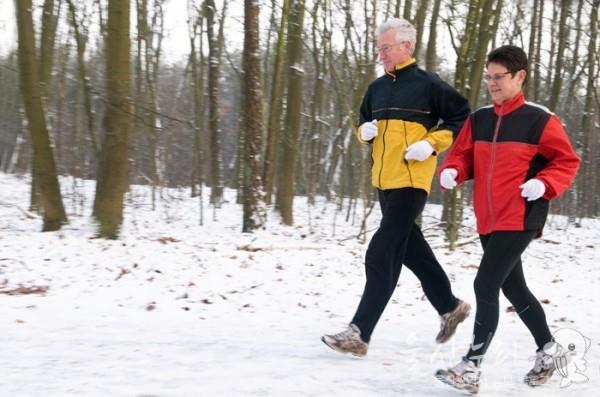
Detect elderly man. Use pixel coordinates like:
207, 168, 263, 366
322, 18, 471, 357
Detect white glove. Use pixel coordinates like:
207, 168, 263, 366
440, 168, 458, 189
360, 120, 378, 141
520, 178, 545, 201
405, 140, 434, 161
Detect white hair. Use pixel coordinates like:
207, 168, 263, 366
376, 18, 416, 55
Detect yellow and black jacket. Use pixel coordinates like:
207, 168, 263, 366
357, 58, 469, 193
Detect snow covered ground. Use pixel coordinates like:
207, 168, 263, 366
1, 172, 599, 397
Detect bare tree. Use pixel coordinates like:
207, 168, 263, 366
263, 0, 291, 205
188, 1, 206, 210
276, 0, 306, 225
93, 0, 132, 238
548, 0, 571, 111
66, 0, 100, 158
15, 0, 67, 231
241, 0, 266, 232
576, 0, 598, 219
205, 0, 225, 206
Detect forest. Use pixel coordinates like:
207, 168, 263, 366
0, 0, 598, 242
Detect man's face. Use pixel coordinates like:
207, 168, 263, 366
376, 30, 412, 72
485, 62, 526, 104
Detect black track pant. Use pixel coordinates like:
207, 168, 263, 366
351, 188, 458, 343
466, 231, 553, 365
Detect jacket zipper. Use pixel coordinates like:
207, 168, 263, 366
378, 119, 389, 187
487, 106, 503, 230
403, 120, 414, 187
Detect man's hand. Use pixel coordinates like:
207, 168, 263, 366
405, 140, 434, 161
360, 120, 378, 141
520, 179, 545, 201
440, 168, 458, 189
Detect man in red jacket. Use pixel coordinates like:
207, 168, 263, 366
434, 45, 580, 394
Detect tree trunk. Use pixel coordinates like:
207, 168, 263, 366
189, 9, 205, 207
442, 0, 482, 247
276, 0, 305, 225
413, 0, 429, 57
93, 0, 131, 239
15, 0, 67, 231
403, 0, 413, 21
467, 0, 501, 107
263, 0, 291, 205
31, 0, 62, 212
533, 0, 543, 102
548, 0, 571, 112
66, 0, 99, 158
205, 0, 225, 206
576, 0, 598, 219
425, 0, 442, 70
525, 0, 539, 98
242, 0, 266, 232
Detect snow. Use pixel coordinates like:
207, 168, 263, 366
1, 172, 599, 396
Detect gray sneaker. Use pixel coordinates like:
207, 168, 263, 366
436, 299, 471, 343
435, 358, 481, 394
524, 350, 557, 386
321, 323, 368, 357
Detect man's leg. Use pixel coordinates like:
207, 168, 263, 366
403, 225, 458, 315
350, 188, 427, 342
403, 225, 470, 343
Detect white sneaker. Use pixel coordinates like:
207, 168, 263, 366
321, 324, 368, 357
524, 350, 556, 386
435, 358, 481, 394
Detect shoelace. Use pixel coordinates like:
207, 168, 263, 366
333, 327, 356, 340
452, 360, 476, 376
532, 352, 553, 372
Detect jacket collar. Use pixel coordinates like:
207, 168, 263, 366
493, 91, 525, 116
385, 57, 417, 78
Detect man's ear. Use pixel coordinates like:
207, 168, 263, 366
517, 69, 527, 86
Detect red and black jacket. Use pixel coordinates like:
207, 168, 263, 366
440, 92, 580, 235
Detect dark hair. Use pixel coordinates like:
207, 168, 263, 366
486, 45, 528, 84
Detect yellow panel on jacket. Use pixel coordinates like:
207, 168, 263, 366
370, 119, 453, 193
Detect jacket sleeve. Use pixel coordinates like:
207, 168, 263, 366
356, 85, 374, 144
426, 77, 470, 154
439, 116, 474, 186
535, 115, 580, 200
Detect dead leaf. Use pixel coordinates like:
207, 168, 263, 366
0, 285, 49, 295
157, 236, 179, 244
115, 268, 131, 281
237, 244, 262, 252
146, 302, 156, 311
461, 264, 479, 270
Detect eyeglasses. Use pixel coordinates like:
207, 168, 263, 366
376, 43, 401, 55
483, 71, 513, 82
